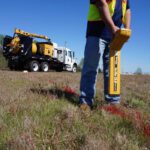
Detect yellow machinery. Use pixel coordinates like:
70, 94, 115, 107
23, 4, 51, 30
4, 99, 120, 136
8, 36, 21, 54
38, 43, 54, 57
10, 28, 54, 57
3, 28, 59, 72
109, 29, 131, 95
32, 43, 37, 54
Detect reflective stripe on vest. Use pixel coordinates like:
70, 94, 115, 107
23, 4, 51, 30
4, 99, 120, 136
88, 0, 127, 24
122, 0, 127, 24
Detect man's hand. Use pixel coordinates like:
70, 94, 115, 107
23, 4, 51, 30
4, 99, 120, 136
111, 26, 120, 37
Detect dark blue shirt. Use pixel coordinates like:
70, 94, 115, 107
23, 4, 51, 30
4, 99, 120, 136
86, 0, 130, 40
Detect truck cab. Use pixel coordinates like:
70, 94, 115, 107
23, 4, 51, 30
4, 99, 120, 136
53, 44, 77, 73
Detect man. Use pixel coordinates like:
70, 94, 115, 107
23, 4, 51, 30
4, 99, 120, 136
79, 0, 131, 109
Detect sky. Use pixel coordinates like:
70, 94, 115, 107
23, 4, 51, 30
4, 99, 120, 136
1, 0, 150, 73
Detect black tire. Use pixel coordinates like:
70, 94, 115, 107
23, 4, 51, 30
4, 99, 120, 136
29, 60, 39, 72
40, 62, 49, 72
72, 65, 77, 73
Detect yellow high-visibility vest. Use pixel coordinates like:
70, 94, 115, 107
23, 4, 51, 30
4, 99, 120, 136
88, 0, 127, 24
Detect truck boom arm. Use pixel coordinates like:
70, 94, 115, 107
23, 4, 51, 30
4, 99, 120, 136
15, 29, 50, 40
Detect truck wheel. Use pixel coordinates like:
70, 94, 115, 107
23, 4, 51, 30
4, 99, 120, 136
72, 65, 77, 73
29, 60, 39, 72
41, 62, 49, 72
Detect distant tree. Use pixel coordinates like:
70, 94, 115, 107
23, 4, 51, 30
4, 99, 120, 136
0, 35, 8, 69
0, 34, 4, 46
0, 52, 7, 69
0, 45, 3, 53
77, 58, 84, 72
135, 67, 142, 75
79, 58, 84, 68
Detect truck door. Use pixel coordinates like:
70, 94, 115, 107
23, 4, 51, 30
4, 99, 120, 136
65, 51, 72, 66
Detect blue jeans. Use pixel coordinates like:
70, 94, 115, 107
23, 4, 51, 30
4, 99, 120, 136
80, 37, 120, 107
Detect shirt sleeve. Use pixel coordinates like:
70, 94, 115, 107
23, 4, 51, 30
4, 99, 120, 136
126, 0, 130, 10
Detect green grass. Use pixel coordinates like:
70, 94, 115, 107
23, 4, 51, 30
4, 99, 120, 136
0, 53, 7, 69
0, 99, 146, 150
0, 71, 150, 150
127, 98, 145, 108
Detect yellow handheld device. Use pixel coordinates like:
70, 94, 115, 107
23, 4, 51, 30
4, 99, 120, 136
109, 29, 131, 95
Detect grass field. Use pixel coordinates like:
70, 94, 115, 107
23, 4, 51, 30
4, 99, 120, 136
0, 70, 150, 150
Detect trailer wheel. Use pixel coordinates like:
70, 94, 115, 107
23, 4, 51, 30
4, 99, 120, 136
41, 62, 49, 72
29, 60, 39, 72
72, 65, 77, 73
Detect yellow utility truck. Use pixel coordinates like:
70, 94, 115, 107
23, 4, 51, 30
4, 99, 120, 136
3, 29, 64, 72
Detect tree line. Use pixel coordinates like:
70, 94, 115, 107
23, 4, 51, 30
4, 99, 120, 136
0, 34, 4, 46
0, 35, 8, 69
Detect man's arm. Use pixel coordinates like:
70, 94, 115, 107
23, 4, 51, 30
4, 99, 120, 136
124, 9, 131, 29
96, 0, 119, 35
